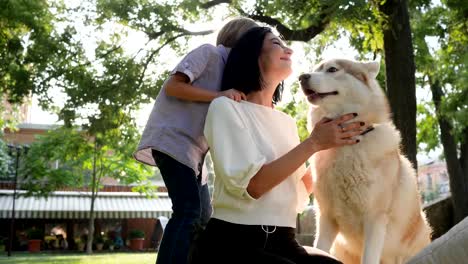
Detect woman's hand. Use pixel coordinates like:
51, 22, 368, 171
307, 113, 364, 152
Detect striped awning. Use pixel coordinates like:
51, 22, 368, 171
0, 190, 172, 219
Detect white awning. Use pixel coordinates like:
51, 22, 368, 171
0, 190, 172, 219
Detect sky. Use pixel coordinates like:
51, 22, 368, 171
25, 2, 441, 164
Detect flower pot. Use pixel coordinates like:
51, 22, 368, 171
77, 243, 85, 251
28, 240, 41, 253
129, 238, 144, 251
96, 243, 104, 251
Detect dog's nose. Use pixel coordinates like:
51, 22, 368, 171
299, 74, 311, 83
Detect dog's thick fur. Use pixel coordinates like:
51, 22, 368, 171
300, 59, 431, 264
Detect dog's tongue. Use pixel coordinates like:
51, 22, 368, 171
307, 91, 338, 100
308, 93, 322, 100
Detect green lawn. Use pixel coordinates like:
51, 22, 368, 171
0, 252, 157, 264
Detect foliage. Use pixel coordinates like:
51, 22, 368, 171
0, 138, 12, 178
26, 228, 44, 240
0, 0, 53, 103
128, 229, 145, 239
94, 235, 104, 244
416, 103, 439, 153
412, 0, 468, 152
104, 239, 115, 247
74, 237, 83, 245
19, 126, 155, 196
277, 83, 310, 142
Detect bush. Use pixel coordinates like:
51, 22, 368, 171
128, 229, 145, 239
26, 229, 44, 240
94, 235, 104, 244
80, 234, 88, 242
105, 239, 115, 247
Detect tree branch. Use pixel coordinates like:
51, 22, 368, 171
200, 0, 232, 9
200, 0, 332, 41
135, 35, 180, 88
249, 13, 329, 41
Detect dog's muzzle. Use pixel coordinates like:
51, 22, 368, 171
299, 73, 311, 86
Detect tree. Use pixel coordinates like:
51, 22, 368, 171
0, 0, 56, 129
2, 0, 420, 167
377, 0, 418, 167
0, 138, 12, 178
0, 0, 53, 103
20, 125, 155, 253
412, 0, 468, 223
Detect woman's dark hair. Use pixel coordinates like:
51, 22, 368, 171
221, 26, 284, 105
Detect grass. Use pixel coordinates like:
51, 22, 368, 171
0, 252, 157, 264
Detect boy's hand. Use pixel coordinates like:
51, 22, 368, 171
218, 89, 246, 102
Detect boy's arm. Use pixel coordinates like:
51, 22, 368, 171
165, 72, 246, 102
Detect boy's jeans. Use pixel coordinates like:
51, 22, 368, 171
152, 150, 212, 264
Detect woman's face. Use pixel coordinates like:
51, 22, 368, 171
259, 33, 293, 81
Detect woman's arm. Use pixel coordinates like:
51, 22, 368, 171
247, 113, 364, 199
165, 72, 246, 102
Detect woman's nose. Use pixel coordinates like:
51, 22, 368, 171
284, 46, 293, 55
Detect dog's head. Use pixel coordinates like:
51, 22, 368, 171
299, 59, 390, 125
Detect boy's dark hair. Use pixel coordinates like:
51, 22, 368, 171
221, 27, 284, 105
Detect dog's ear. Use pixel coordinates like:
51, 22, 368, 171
362, 61, 380, 79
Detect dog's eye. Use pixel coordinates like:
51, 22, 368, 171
326, 67, 339, 73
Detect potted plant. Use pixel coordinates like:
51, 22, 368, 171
105, 239, 115, 251
26, 228, 43, 253
128, 229, 145, 251
0, 237, 5, 252
94, 235, 104, 251
74, 237, 85, 251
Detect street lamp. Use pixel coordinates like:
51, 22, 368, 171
6, 145, 25, 257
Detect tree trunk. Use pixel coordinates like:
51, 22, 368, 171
86, 193, 97, 254
430, 80, 468, 224
460, 128, 468, 174
86, 141, 99, 254
378, 0, 418, 168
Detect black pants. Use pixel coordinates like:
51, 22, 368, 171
190, 218, 342, 264
152, 150, 212, 264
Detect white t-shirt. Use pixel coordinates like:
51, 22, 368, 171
204, 97, 309, 228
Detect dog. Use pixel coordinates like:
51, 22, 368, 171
299, 59, 431, 264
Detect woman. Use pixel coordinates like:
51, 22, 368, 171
192, 27, 366, 264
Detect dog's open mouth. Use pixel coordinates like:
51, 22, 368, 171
302, 88, 338, 101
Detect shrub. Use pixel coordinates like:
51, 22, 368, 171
26, 229, 44, 240
128, 229, 145, 239
104, 239, 115, 247
94, 235, 104, 244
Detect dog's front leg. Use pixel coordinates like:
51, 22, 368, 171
314, 214, 338, 253
362, 214, 388, 264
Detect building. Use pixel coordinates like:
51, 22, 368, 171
418, 161, 450, 203
1, 123, 171, 252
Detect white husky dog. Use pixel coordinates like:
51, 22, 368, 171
299, 59, 431, 264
